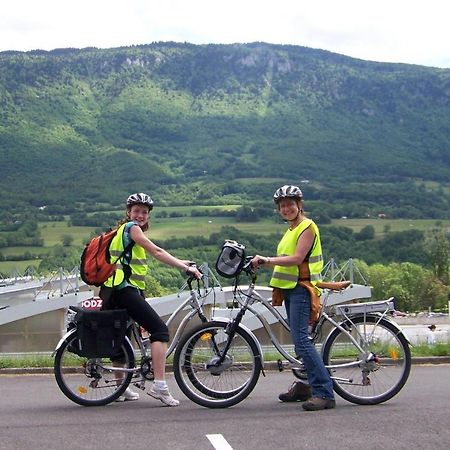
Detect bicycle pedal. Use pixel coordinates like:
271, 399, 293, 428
277, 359, 284, 372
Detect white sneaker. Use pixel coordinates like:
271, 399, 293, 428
116, 387, 140, 402
148, 386, 180, 407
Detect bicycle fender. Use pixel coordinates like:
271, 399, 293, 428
52, 328, 77, 356
322, 314, 411, 356
381, 318, 412, 344
212, 317, 265, 368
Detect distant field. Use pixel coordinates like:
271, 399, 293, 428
330, 218, 450, 236
157, 204, 241, 213
0, 246, 47, 256
98, 204, 242, 216
39, 222, 97, 246
149, 216, 284, 240
2, 214, 450, 275
0, 206, 281, 274
415, 180, 450, 196
0, 260, 40, 275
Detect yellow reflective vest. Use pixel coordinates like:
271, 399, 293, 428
104, 222, 147, 290
269, 218, 323, 292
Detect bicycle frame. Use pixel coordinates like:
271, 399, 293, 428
126, 276, 212, 364
165, 281, 210, 356
172, 255, 411, 408
54, 264, 216, 378
218, 275, 400, 376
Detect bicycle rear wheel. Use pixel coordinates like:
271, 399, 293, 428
322, 316, 411, 405
54, 331, 135, 406
173, 321, 262, 408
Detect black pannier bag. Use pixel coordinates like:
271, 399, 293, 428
70, 307, 129, 358
215, 240, 246, 278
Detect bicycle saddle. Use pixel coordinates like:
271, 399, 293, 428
316, 280, 352, 291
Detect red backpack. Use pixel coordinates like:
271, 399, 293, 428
80, 228, 134, 287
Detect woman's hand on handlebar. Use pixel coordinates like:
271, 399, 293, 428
182, 261, 203, 279
251, 255, 269, 269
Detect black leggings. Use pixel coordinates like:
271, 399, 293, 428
110, 286, 169, 343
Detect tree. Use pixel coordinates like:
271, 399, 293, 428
366, 262, 446, 312
425, 230, 449, 284
38, 245, 80, 272
235, 206, 260, 222
61, 234, 74, 247
144, 274, 171, 297
355, 225, 375, 241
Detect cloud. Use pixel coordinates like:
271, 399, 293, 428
0, 0, 449, 67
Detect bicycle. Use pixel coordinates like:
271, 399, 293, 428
173, 254, 412, 408
53, 263, 218, 406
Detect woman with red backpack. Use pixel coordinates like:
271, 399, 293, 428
101, 192, 202, 406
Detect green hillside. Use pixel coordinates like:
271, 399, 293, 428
0, 42, 449, 219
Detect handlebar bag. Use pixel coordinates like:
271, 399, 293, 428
215, 240, 246, 278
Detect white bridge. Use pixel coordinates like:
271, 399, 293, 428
0, 262, 371, 353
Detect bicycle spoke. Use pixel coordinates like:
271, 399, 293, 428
54, 334, 135, 406
323, 316, 411, 405
174, 321, 262, 408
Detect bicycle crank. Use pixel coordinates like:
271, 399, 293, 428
141, 356, 154, 380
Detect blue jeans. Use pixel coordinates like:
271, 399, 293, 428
284, 284, 334, 400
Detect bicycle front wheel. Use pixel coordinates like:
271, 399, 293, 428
173, 321, 262, 408
54, 331, 135, 406
322, 316, 411, 405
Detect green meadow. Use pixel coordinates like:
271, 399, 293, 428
330, 218, 450, 237
1, 211, 450, 275
149, 216, 285, 240
0, 205, 283, 274
39, 222, 98, 246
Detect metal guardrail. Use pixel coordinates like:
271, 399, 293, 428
0, 261, 372, 329
1, 259, 369, 293
0, 266, 41, 285
322, 258, 368, 285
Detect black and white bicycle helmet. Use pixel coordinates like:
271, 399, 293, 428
126, 192, 154, 209
273, 185, 303, 203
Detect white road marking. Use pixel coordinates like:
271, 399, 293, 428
206, 434, 234, 450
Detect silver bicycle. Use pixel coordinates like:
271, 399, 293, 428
173, 256, 411, 408
53, 264, 218, 406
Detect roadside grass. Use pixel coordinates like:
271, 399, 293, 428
410, 342, 450, 357
0, 354, 56, 369
1, 343, 449, 369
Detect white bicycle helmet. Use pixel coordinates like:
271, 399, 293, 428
273, 185, 303, 203
126, 192, 154, 209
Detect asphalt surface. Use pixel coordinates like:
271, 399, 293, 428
1, 365, 450, 450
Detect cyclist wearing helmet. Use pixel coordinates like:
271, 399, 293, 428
102, 192, 202, 406
251, 185, 335, 411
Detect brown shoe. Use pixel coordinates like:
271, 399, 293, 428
278, 382, 312, 402
302, 397, 336, 411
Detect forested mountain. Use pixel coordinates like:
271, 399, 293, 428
1, 42, 449, 219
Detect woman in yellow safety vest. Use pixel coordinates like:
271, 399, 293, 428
102, 192, 202, 406
251, 185, 335, 411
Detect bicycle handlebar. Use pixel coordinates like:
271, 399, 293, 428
242, 256, 258, 275
185, 263, 204, 290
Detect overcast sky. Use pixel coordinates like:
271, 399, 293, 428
1, 0, 449, 68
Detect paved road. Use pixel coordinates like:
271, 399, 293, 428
1, 365, 449, 450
